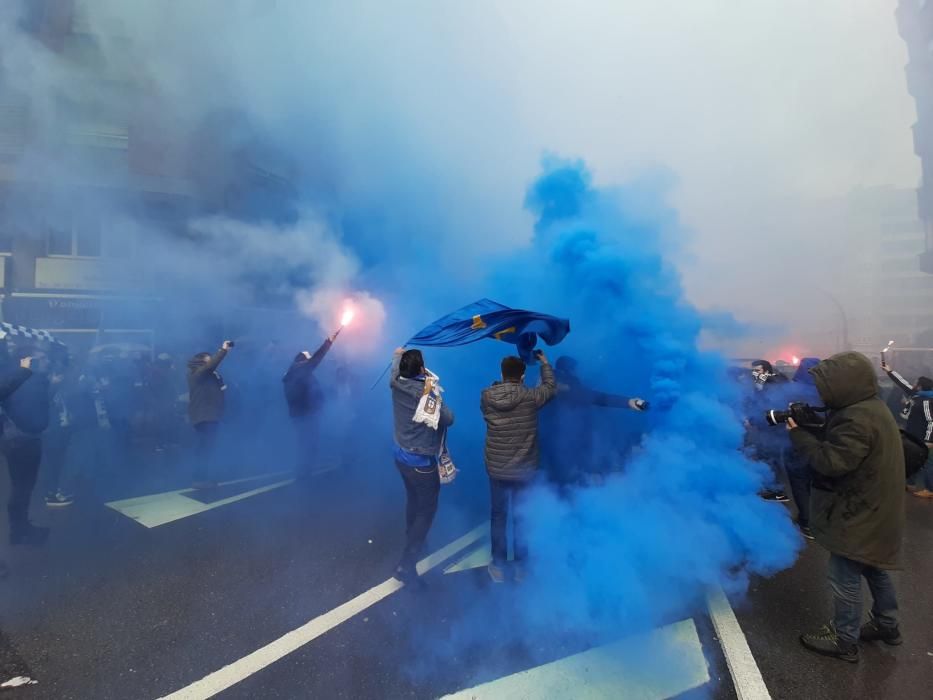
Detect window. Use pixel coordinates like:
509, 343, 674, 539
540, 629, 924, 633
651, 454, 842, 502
47, 211, 103, 257
48, 226, 72, 255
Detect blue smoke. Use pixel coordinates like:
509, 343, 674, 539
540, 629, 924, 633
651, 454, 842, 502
428, 158, 802, 657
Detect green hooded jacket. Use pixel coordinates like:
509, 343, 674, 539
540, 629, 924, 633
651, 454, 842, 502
789, 351, 905, 569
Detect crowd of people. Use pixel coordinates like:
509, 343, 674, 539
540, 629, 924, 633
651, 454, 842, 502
388, 344, 925, 666
737, 350, 933, 663
0, 331, 925, 674
0, 332, 351, 568
388, 346, 647, 586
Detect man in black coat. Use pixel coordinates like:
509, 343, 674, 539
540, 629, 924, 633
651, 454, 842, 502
0, 352, 50, 546
187, 340, 233, 489
282, 335, 335, 478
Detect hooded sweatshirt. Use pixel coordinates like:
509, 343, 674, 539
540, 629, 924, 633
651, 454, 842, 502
2, 369, 50, 437
789, 351, 904, 569
481, 363, 557, 481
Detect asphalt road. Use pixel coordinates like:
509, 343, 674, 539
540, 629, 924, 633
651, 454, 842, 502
0, 454, 929, 700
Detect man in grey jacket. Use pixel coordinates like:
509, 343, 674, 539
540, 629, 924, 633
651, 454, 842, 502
481, 351, 557, 583
390, 347, 454, 586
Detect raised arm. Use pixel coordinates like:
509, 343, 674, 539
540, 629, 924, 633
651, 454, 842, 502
191, 343, 231, 378
531, 355, 557, 408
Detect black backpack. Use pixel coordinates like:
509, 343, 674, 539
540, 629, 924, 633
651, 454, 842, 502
901, 429, 929, 479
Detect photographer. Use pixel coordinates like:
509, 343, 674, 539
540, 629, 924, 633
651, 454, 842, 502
787, 352, 904, 662
187, 340, 234, 489
746, 360, 790, 502
785, 358, 821, 539
881, 355, 933, 498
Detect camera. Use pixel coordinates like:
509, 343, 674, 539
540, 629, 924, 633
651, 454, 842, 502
765, 402, 826, 429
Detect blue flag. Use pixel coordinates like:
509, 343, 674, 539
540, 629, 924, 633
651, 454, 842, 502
407, 299, 570, 361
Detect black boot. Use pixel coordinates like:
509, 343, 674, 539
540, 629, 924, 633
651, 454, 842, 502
860, 617, 903, 646
800, 624, 859, 663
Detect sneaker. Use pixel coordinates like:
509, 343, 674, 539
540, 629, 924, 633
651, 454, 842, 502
799, 525, 815, 541
860, 618, 903, 646
488, 563, 506, 584
762, 490, 790, 502
911, 489, 933, 499
800, 624, 859, 663
45, 491, 74, 508
10, 524, 49, 547
0, 675, 37, 689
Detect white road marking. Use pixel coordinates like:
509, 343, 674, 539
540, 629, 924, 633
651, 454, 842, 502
105, 472, 295, 528
443, 540, 490, 574
707, 584, 772, 700
441, 619, 709, 700
158, 523, 487, 700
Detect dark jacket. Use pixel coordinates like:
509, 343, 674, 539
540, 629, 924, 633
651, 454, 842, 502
885, 368, 933, 442
0, 367, 32, 403
481, 363, 557, 481
389, 353, 454, 457
187, 349, 227, 426
789, 352, 904, 570
283, 339, 332, 419
2, 369, 50, 436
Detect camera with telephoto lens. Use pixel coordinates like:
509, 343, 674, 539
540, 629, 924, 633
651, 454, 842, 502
765, 402, 826, 429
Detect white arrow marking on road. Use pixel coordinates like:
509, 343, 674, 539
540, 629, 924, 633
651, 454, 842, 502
440, 618, 710, 700
443, 540, 491, 574
105, 472, 295, 528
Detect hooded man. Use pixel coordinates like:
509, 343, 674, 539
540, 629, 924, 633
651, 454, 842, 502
283, 335, 335, 478
481, 351, 557, 583
788, 352, 904, 662
187, 340, 233, 489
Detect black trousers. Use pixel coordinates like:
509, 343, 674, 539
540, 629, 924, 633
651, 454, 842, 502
396, 462, 440, 573
42, 428, 73, 493
490, 478, 531, 565
2, 436, 42, 532
193, 421, 219, 482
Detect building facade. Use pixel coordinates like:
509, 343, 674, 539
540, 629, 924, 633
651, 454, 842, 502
897, 0, 933, 272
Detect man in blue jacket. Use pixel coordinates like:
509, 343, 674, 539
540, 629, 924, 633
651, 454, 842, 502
389, 347, 454, 586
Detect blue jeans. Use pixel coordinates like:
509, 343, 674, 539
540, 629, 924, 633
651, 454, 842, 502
828, 554, 898, 643
490, 479, 531, 565
910, 454, 933, 491
786, 460, 812, 527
